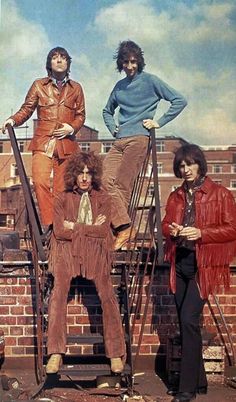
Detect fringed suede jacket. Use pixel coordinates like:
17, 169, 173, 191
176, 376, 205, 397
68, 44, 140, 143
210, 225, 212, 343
49, 188, 113, 280
162, 176, 236, 299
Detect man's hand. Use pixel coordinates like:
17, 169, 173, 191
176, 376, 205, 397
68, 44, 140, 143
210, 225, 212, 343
53, 123, 73, 139
2, 118, 15, 134
94, 214, 106, 226
180, 226, 202, 241
64, 220, 75, 230
143, 119, 160, 130
169, 222, 183, 237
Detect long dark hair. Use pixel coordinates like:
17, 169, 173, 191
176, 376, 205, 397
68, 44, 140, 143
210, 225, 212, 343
173, 144, 207, 178
46, 46, 72, 76
114, 40, 145, 73
64, 152, 103, 191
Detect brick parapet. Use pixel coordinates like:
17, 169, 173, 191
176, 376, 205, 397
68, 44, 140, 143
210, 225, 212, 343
0, 266, 235, 367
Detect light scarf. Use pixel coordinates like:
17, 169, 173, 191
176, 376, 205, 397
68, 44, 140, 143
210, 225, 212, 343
77, 192, 93, 224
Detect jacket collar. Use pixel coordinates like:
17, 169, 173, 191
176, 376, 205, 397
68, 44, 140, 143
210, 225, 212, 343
197, 176, 213, 193
43, 76, 74, 87
177, 176, 212, 196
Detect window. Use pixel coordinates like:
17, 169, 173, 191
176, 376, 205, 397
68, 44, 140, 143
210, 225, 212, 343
0, 214, 15, 229
0, 215, 7, 227
147, 183, 161, 199
101, 142, 112, 153
156, 140, 165, 152
80, 142, 90, 152
230, 180, 236, 188
157, 163, 163, 174
145, 163, 152, 177
147, 184, 154, 197
19, 141, 24, 152
0, 142, 3, 153
10, 163, 19, 177
231, 164, 236, 173
212, 164, 222, 174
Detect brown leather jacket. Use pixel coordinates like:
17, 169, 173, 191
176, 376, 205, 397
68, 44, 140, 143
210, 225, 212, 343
162, 176, 236, 298
11, 77, 85, 158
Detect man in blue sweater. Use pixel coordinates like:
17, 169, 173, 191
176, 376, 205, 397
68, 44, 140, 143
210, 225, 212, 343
102, 40, 187, 250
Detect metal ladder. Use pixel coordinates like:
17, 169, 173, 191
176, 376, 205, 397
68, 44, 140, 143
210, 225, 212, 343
5, 126, 135, 390
7, 125, 164, 395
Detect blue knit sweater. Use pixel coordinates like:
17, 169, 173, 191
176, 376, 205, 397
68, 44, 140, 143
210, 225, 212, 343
103, 71, 187, 138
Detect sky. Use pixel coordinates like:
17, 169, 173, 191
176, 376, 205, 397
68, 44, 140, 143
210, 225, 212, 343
0, 0, 235, 145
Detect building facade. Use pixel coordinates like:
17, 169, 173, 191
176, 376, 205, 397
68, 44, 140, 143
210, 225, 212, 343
0, 123, 236, 230
0, 122, 236, 373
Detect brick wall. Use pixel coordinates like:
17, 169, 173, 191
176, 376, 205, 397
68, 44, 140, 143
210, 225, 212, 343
0, 266, 235, 370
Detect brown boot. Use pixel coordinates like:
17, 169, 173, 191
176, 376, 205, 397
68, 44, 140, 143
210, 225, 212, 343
114, 227, 137, 251
46, 353, 62, 374
110, 357, 124, 373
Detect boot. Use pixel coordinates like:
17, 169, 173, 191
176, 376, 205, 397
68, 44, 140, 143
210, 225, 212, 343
114, 227, 137, 251
110, 357, 124, 373
46, 353, 62, 374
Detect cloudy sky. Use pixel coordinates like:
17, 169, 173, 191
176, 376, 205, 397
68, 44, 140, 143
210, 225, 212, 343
0, 0, 235, 145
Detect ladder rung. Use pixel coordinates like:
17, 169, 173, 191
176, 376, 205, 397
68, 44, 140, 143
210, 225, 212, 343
58, 363, 131, 376
44, 333, 130, 344
67, 334, 103, 344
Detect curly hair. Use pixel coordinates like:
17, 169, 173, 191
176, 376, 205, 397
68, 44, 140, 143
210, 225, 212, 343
64, 151, 103, 191
173, 144, 207, 178
46, 46, 72, 77
114, 40, 145, 73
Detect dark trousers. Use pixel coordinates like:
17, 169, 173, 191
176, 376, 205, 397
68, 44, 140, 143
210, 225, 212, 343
175, 248, 208, 393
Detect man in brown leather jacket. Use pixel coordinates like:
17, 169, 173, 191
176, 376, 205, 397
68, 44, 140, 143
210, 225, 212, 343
2, 47, 85, 230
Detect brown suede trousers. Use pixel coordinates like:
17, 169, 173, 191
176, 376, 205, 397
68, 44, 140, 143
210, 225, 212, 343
47, 266, 126, 359
47, 189, 126, 359
47, 270, 125, 358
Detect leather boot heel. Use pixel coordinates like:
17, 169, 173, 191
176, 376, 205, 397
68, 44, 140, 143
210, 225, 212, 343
198, 386, 207, 394
172, 391, 196, 402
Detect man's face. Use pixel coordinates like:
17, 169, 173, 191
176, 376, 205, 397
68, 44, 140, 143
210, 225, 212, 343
122, 55, 138, 78
76, 165, 92, 191
51, 52, 68, 75
179, 160, 200, 182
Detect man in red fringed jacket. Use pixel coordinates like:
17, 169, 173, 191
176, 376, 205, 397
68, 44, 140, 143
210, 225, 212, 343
162, 144, 236, 402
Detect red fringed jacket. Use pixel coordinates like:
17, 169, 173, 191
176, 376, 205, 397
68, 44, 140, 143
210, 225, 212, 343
162, 176, 236, 299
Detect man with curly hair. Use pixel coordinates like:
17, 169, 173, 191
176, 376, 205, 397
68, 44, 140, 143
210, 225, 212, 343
2, 47, 85, 233
102, 40, 187, 250
46, 151, 126, 375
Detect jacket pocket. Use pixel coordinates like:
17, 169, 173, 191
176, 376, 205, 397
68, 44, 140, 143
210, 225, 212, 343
38, 98, 55, 107
64, 99, 76, 109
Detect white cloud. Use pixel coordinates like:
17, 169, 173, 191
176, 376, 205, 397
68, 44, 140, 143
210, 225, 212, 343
0, 0, 50, 128
89, 0, 236, 144
0, 0, 235, 145
94, 0, 168, 47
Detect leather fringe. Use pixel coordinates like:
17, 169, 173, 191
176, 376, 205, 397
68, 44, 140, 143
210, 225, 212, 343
72, 230, 112, 280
